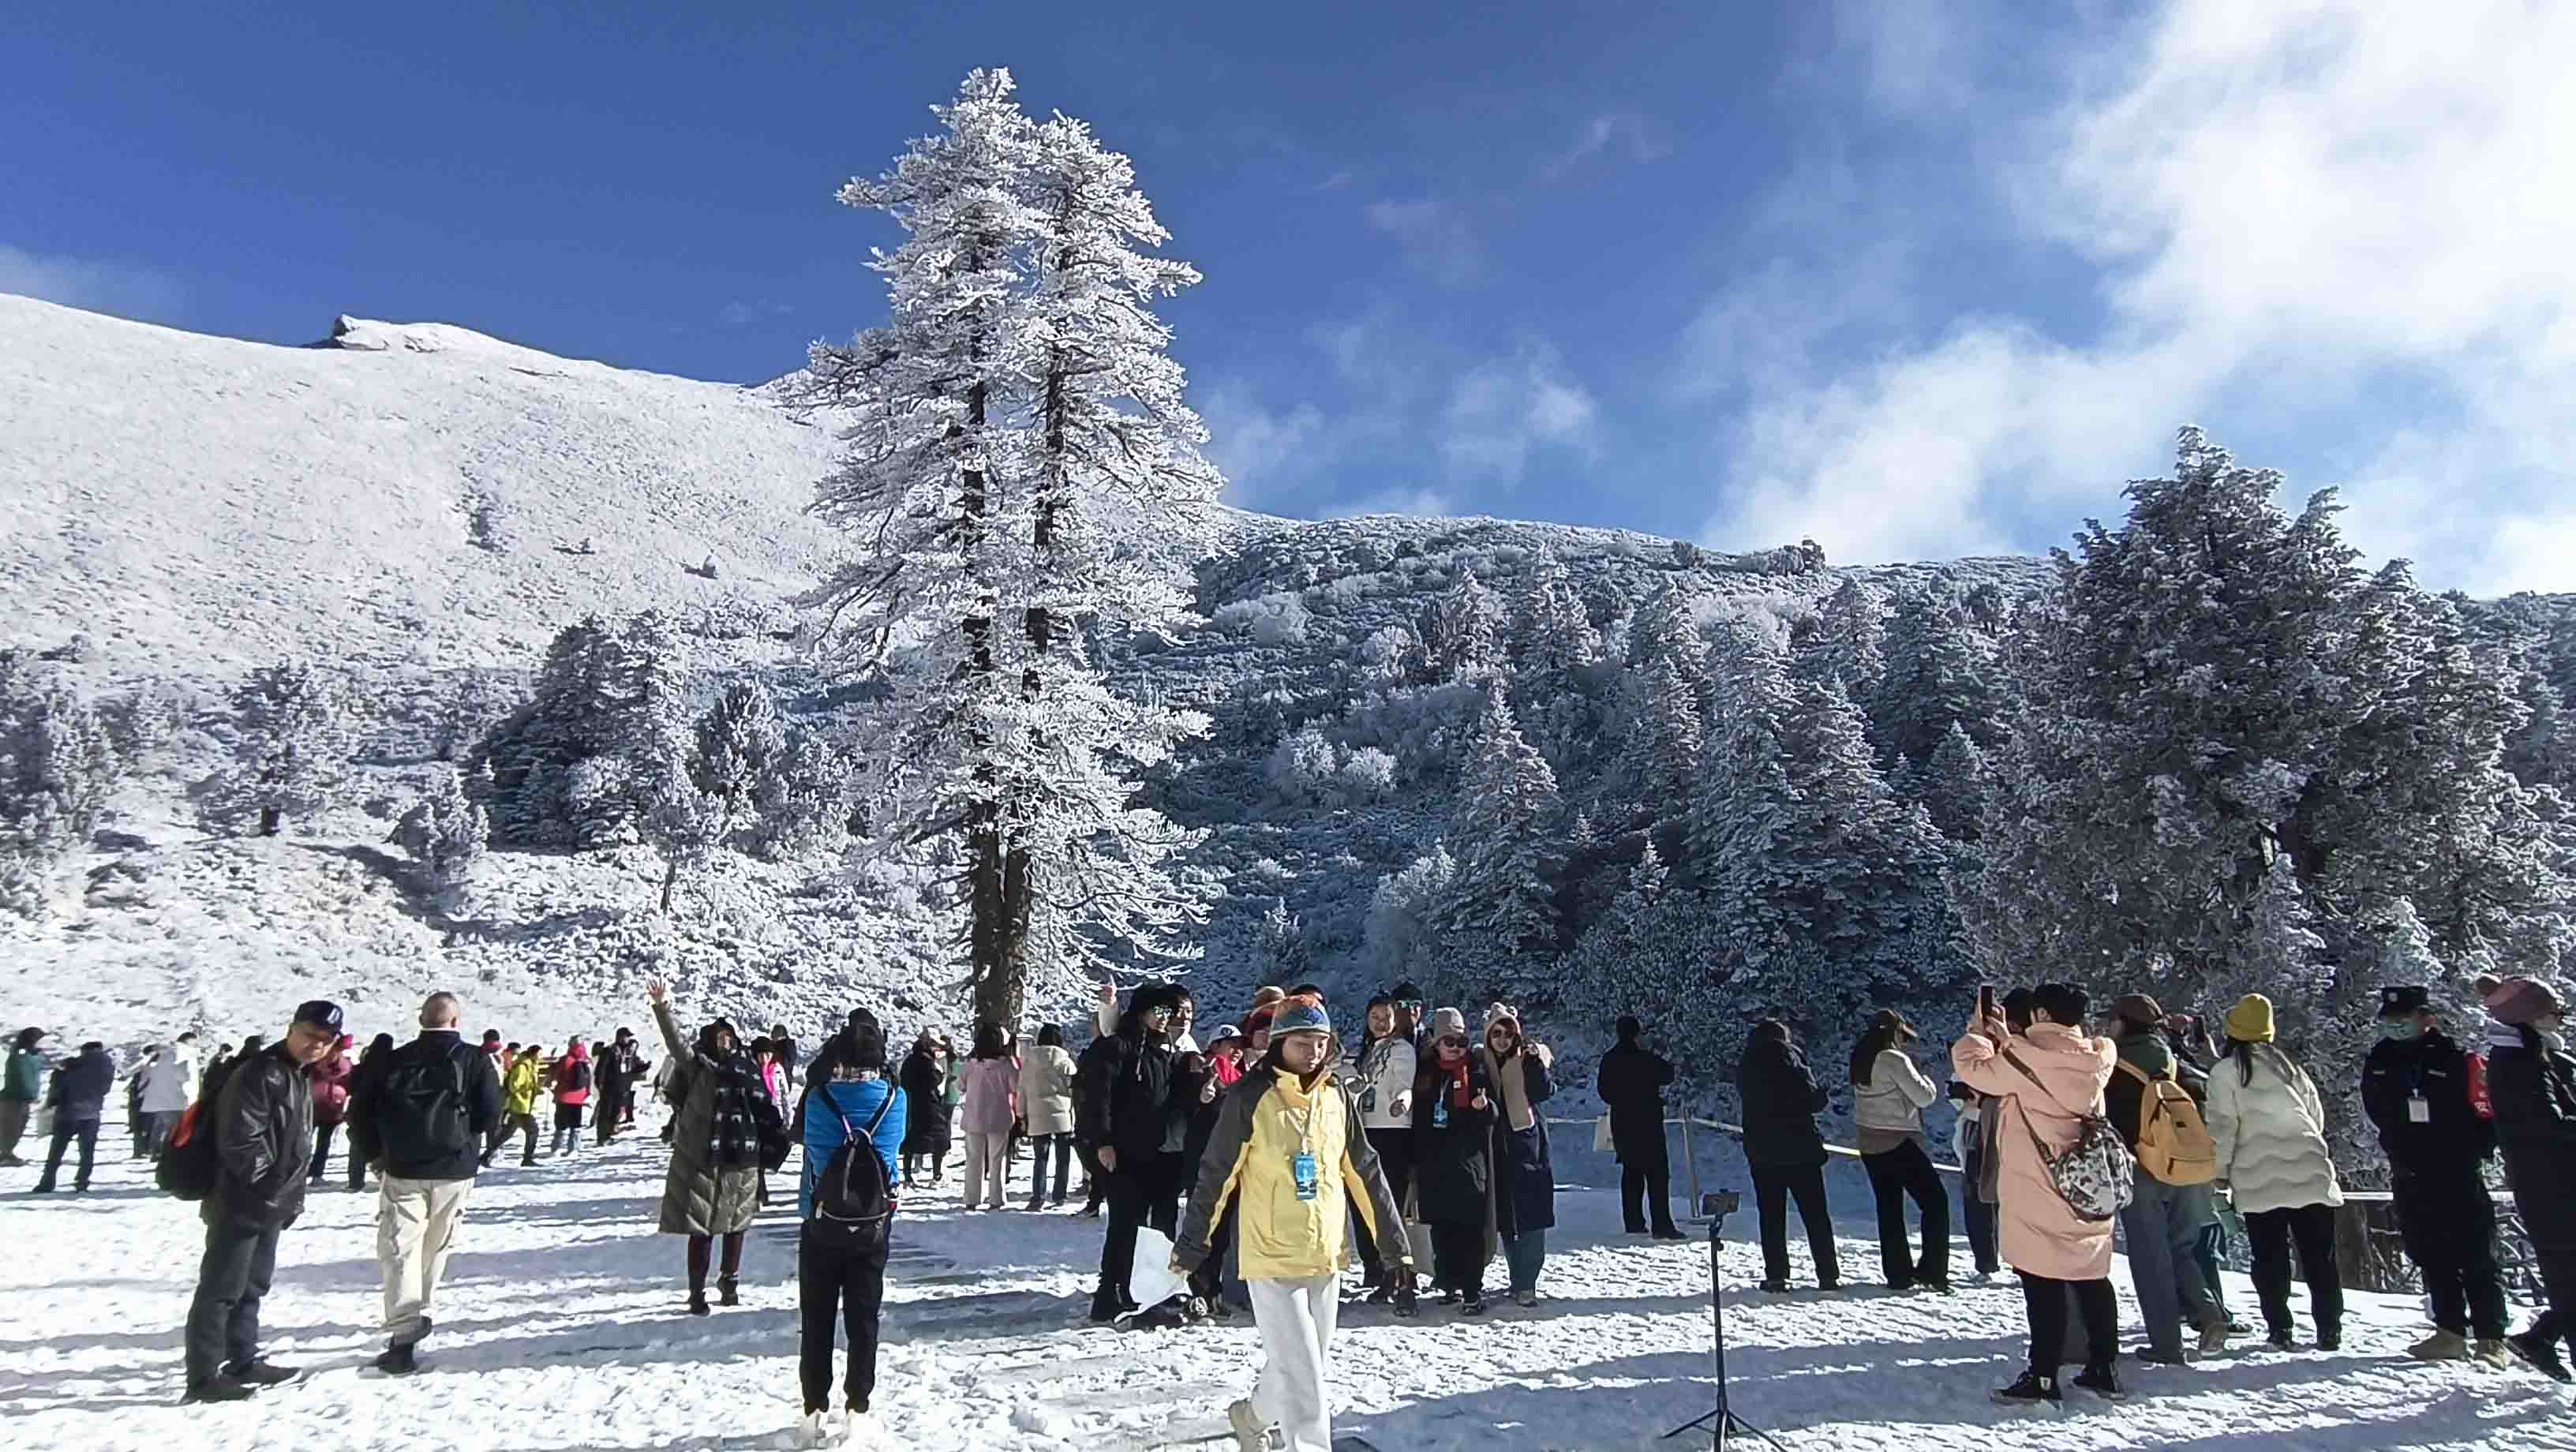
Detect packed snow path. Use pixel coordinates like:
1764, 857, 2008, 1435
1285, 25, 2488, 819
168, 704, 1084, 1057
8, 1128, 2571, 1452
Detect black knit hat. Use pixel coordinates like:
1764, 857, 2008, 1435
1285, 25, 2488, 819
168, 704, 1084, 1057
2378, 985, 2432, 1019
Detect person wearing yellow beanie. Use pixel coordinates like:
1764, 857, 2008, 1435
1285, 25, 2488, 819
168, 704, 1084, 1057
2225, 995, 2276, 1046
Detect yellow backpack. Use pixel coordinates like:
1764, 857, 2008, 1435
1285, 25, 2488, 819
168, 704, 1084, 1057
2118, 1060, 2218, 1186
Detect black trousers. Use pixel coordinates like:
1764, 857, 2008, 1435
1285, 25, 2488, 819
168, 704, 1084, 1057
1621, 1158, 1678, 1233
1430, 1218, 1488, 1297
1189, 1205, 1236, 1301
596, 1089, 624, 1144
38, 1117, 99, 1190
2246, 1203, 2343, 1341
1750, 1163, 1841, 1286
308, 1121, 336, 1184
1861, 1140, 1949, 1286
1350, 1128, 1415, 1281
798, 1225, 889, 1413
185, 1218, 281, 1386
1961, 1143, 2000, 1274
1095, 1150, 1183, 1312
2020, 1270, 2117, 1375
2394, 1167, 2509, 1340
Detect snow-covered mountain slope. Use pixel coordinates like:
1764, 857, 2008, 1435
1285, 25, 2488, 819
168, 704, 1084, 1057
0, 294, 840, 674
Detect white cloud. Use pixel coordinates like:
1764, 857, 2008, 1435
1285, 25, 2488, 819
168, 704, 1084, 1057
1542, 113, 1671, 181
1198, 378, 1328, 507
1442, 348, 1598, 483
1326, 486, 1456, 519
716, 299, 795, 327
0, 244, 185, 324
1364, 197, 1484, 283
1700, 1, 2576, 592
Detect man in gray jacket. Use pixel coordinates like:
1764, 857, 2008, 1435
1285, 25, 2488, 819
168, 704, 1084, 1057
182, 1000, 340, 1404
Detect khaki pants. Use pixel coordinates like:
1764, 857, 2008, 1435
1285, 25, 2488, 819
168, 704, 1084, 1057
379, 1174, 474, 1345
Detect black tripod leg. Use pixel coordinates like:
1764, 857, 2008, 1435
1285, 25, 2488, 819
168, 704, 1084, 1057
1662, 1213, 1792, 1450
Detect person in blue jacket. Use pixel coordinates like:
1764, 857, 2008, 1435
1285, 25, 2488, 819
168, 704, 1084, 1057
795, 1007, 908, 1449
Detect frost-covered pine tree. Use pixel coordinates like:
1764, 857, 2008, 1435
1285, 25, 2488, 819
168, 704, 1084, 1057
1799, 576, 1888, 707
1626, 656, 1703, 820
0, 667, 124, 915
1421, 574, 1505, 681
636, 773, 721, 915
1919, 720, 1993, 843
1709, 670, 1946, 1030
799, 71, 1219, 1023
753, 724, 848, 860
1366, 841, 1456, 982
1257, 896, 1312, 986
1435, 685, 1566, 999
393, 764, 486, 912
690, 679, 784, 843
1627, 581, 1704, 673
207, 663, 346, 837
1874, 585, 2001, 771
1513, 548, 1602, 679
1687, 614, 1795, 887
433, 667, 507, 764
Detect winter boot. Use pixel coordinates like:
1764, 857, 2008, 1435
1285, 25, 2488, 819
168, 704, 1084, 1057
2317, 1327, 2342, 1353
2409, 1330, 2470, 1362
2472, 1338, 2513, 1371
227, 1360, 300, 1387
182, 1373, 256, 1404
1226, 1397, 1271, 1452
1462, 1292, 1487, 1316
372, 1342, 417, 1376
2197, 1319, 2234, 1358
1991, 1370, 2061, 1409
2507, 1330, 2574, 1383
795, 1409, 835, 1448
718, 1277, 740, 1308
687, 1291, 711, 1317
1758, 1280, 1791, 1295
2072, 1363, 2125, 1401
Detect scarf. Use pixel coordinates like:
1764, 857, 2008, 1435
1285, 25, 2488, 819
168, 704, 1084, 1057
1445, 1059, 1475, 1109
1488, 1049, 1537, 1132
702, 1050, 775, 1170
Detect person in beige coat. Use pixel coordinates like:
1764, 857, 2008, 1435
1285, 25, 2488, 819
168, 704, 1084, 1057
2205, 993, 2344, 1351
1020, 1023, 1079, 1210
1951, 982, 2124, 1408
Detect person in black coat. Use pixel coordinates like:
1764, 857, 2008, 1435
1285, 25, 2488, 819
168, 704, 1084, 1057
1596, 1016, 1683, 1239
2361, 985, 2510, 1360
897, 1032, 954, 1184
1411, 1008, 1497, 1311
33, 1040, 116, 1193
1073, 1029, 1121, 1218
182, 1000, 340, 1403
1081, 983, 1187, 1322
1736, 1019, 1840, 1293
2481, 975, 2576, 1382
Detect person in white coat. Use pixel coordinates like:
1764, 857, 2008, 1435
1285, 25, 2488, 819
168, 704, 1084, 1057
1851, 1009, 1950, 1291
137, 1034, 199, 1158
2205, 994, 2344, 1351
1350, 995, 1417, 1300
1018, 1024, 1079, 1210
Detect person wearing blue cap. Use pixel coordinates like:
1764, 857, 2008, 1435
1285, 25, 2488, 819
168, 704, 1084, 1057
1175, 993, 1413, 1452
181, 998, 341, 1404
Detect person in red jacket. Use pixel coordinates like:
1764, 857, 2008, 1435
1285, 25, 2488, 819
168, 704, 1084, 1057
550, 1039, 592, 1158
305, 1035, 354, 1187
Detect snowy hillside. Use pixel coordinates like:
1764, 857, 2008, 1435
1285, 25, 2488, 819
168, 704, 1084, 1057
0, 294, 839, 674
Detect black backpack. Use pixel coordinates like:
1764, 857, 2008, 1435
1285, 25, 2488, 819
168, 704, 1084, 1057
380, 1045, 473, 1165
809, 1083, 897, 1251
156, 1054, 243, 1201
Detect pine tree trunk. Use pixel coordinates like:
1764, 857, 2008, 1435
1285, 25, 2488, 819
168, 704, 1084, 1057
257, 804, 281, 837
659, 855, 679, 915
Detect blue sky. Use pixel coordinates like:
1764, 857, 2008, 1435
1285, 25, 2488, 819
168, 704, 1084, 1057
7, 2, 2570, 592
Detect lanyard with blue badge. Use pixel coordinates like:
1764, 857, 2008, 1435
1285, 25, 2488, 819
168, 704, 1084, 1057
1286, 1099, 1320, 1201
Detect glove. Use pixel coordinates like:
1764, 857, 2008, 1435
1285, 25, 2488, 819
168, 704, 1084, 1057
1391, 1272, 1418, 1318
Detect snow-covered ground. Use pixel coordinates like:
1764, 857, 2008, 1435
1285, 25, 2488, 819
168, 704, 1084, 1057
9, 1120, 2569, 1452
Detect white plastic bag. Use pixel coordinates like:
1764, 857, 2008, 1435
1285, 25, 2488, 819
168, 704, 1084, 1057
1126, 1226, 1189, 1312
1592, 1114, 1614, 1153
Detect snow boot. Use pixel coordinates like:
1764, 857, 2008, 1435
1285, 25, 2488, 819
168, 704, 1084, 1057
2317, 1327, 2342, 1353
1758, 1280, 1791, 1295
1462, 1293, 1487, 1316
1991, 1370, 2061, 1409
687, 1291, 711, 1316
1226, 1397, 1271, 1452
2197, 1319, 2234, 1358
718, 1277, 740, 1308
182, 1373, 256, 1405
2473, 1338, 2513, 1372
2073, 1364, 2125, 1401
2409, 1330, 2470, 1362
795, 1409, 835, 1448
372, 1342, 417, 1376
2508, 1330, 2574, 1383
227, 1360, 300, 1387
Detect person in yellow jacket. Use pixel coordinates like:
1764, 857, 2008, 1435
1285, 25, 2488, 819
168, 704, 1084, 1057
481, 1047, 546, 1169
1174, 994, 1412, 1452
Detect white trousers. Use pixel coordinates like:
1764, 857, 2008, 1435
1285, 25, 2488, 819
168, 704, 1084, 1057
961, 1130, 1009, 1208
379, 1173, 474, 1343
1249, 1273, 1341, 1452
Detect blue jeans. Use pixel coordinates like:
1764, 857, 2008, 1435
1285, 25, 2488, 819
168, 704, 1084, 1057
2121, 1178, 2220, 1356
1503, 1229, 1547, 1297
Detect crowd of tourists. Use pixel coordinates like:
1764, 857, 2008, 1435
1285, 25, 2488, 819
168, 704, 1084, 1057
4, 964, 2569, 1450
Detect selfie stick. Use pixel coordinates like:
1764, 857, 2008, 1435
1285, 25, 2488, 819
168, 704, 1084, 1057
1663, 1197, 1788, 1452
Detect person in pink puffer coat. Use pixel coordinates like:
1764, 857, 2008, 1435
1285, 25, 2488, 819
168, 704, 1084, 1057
1952, 981, 2124, 1408
957, 1022, 1020, 1211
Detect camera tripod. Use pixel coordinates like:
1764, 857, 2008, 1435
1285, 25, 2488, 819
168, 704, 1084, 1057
1662, 1207, 1788, 1451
